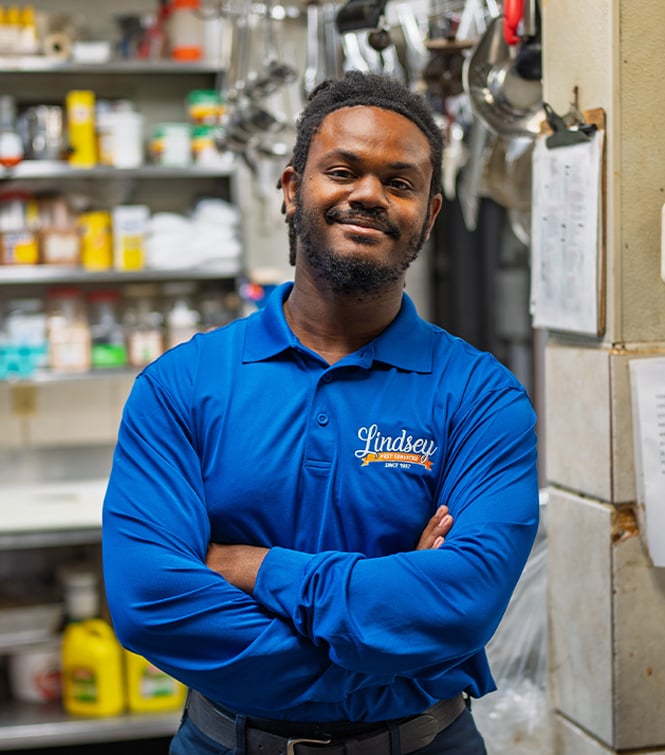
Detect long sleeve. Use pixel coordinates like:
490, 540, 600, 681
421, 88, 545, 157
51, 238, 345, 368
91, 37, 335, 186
252, 387, 539, 678
102, 369, 394, 717
102, 288, 540, 722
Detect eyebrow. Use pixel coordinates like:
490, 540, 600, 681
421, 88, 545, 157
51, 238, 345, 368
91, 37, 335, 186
322, 148, 424, 174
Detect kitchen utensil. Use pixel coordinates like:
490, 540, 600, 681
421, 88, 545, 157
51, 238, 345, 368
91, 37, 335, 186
463, 15, 544, 138
303, 1, 327, 98
335, 0, 388, 34
503, 0, 523, 44
217, 1, 287, 163
341, 31, 370, 72
322, 3, 343, 80
245, 0, 297, 101
225, 1, 252, 104
17, 106, 65, 160
394, 2, 429, 87
457, 118, 494, 231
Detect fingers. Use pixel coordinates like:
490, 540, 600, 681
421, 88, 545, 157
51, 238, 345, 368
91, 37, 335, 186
416, 505, 454, 550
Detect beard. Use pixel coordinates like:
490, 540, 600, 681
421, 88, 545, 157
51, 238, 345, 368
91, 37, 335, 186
292, 191, 430, 296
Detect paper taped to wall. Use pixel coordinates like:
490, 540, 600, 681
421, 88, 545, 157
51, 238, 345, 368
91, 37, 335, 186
629, 356, 665, 568
530, 130, 604, 335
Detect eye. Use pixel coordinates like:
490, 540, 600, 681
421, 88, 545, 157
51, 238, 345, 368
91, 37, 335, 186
388, 177, 415, 192
326, 167, 355, 181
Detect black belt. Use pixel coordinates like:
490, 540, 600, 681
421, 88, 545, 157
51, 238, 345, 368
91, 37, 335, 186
185, 690, 467, 755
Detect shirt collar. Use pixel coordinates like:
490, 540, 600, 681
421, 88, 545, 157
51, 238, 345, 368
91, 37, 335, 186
243, 281, 433, 373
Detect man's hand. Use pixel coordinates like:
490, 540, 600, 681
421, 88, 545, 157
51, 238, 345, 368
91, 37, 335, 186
206, 544, 268, 594
207, 506, 452, 593
416, 505, 453, 550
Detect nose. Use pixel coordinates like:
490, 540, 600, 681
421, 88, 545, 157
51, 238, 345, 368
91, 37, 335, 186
348, 174, 388, 210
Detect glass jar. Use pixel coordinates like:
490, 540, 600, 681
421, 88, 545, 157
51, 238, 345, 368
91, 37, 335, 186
46, 287, 91, 373
123, 283, 164, 368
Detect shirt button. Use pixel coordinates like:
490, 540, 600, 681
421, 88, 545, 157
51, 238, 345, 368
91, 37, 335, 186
316, 413, 329, 426
322, 373, 333, 383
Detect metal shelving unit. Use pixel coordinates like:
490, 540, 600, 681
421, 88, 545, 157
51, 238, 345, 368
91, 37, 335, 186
0, 262, 241, 286
0, 40, 239, 751
0, 57, 223, 74
0, 161, 234, 181
0, 701, 181, 750
0, 527, 101, 551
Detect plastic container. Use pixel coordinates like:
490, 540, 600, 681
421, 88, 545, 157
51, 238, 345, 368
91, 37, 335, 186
78, 210, 113, 271
8, 637, 62, 703
87, 290, 128, 368
0, 94, 23, 168
19, 6, 39, 55
186, 89, 224, 125
61, 618, 126, 717
0, 5, 21, 54
149, 122, 192, 167
1, 229, 38, 265
66, 90, 97, 168
61, 570, 100, 621
112, 204, 150, 271
165, 283, 200, 349
3, 297, 48, 376
125, 650, 186, 713
96, 110, 144, 169
169, 0, 204, 61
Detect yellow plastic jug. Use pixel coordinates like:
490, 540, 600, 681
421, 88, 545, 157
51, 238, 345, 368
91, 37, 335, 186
65, 90, 97, 168
61, 618, 126, 717
125, 650, 187, 713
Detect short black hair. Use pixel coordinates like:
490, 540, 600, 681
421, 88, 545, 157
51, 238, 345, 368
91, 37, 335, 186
293, 71, 443, 198
281, 71, 443, 264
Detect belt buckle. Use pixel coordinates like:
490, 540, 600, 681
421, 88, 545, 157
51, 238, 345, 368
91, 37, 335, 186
286, 736, 332, 755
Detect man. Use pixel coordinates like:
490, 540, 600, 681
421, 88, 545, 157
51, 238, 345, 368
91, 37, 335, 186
102, 71, 539, 755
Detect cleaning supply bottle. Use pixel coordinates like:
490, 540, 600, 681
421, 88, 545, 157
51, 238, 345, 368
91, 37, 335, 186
65, 90, 97, 168
60, 571, 126, 717
125, 650, 187, 713
0, 95, 23, 168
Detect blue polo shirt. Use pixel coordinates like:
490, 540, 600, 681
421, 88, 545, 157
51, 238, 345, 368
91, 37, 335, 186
102, 282, 539, 722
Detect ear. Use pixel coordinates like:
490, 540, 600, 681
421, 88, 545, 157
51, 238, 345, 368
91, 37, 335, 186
281, 166, 299, 219
424, 193, 443, 240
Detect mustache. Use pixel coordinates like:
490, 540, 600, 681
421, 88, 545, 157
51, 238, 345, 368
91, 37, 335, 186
324, 207, 401, 239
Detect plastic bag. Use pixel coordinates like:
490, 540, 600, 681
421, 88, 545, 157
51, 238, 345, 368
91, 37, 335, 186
473, 495, 552, 754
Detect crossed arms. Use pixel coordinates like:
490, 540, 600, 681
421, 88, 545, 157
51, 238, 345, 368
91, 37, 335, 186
206, 505, 454, 594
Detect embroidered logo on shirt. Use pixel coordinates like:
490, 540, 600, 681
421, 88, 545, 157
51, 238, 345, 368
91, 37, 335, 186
355, 424, 437, 471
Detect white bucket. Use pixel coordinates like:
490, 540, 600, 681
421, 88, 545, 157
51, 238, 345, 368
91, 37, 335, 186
8, 637, 62, 703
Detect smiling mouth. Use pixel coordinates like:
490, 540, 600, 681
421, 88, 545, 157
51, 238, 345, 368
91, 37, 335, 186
326, 210, 400, 239
338, 221, 389, 240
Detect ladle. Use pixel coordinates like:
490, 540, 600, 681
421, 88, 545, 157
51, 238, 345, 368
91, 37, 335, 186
217, 2, 286, 157
245, 0, 297, 101
303, 1, 327, 97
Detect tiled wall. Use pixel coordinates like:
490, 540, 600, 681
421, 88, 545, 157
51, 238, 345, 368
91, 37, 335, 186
548, 489, 665, 753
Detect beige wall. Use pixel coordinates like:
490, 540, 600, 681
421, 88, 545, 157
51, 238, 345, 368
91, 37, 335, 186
542, 1, 665, 753
542, 0, 665, 345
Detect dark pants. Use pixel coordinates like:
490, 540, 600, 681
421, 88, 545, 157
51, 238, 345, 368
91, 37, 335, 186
169, 706, 488, 755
